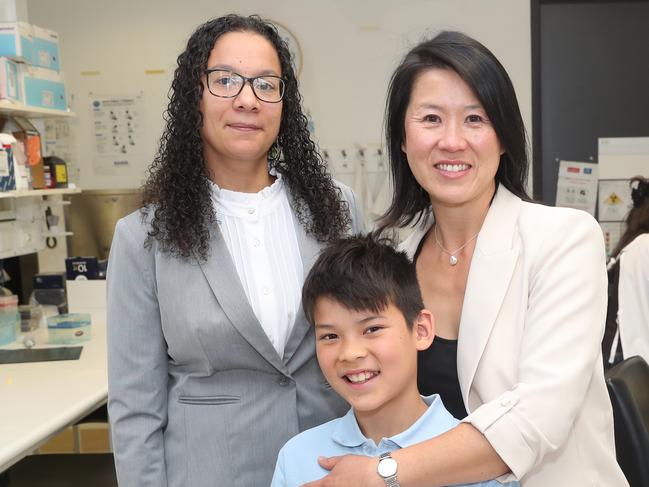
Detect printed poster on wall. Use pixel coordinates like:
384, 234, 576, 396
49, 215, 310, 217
90, 93, 145, 176
598, 179, 633, 222
555, 160, 598, 215
600, 221, 625, 257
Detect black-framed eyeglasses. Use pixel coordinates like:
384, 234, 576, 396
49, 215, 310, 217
204, 69, 285, 103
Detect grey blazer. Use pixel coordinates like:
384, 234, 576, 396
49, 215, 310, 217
107, 183, 363, 487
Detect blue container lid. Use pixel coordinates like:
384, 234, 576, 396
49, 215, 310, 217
47, 313, 91, 329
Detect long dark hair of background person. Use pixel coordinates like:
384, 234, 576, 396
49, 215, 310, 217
141, 14, 350, 260
603, 175, 649, 364
611, 176, 649, 257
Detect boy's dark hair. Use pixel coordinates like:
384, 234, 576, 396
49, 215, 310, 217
302, 232, 424, 328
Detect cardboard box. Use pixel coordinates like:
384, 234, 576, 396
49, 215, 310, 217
0, 134, 15, 191
14, 153, 29, 189
20, 65, 66, 110
0, 132, 29, 191
31, 24, 60, 71
12, 116, 45, 188
66, 256, 100, 280
43, 155, 67, 187
0, 57, 21, 102
0, 22, 32, 63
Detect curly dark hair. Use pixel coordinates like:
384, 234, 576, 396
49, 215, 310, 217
141, 14, 350, 260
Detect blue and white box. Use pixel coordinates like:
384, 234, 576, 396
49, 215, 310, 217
0, 57, 21, 102
0, 133, 16, 191
0, 22, 32, 63
31, 25, 60, 71
21, 65, 66, 110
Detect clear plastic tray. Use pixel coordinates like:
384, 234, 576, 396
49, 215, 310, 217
47, 313, 92, 344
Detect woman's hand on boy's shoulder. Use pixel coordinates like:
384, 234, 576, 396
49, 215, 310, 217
301, 454, 382, 487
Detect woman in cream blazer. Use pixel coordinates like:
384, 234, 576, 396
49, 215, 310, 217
308, 31, 627, 487
616, 233, 649, 363
605, 176, 649, 365
398, 185, 625, 485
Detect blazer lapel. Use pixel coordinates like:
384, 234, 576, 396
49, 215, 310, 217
197, 227, 288, 374
457, 187, 521, 407
282, 222, 322, 362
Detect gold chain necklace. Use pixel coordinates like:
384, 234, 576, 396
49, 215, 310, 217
433, 224, 480, 266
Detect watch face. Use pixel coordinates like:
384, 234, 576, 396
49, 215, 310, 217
377, 457, 398, 477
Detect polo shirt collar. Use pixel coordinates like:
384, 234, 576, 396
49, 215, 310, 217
331, 408, 366, 447
331, 395, 453, 449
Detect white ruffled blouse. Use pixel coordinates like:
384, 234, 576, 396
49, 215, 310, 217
209, 173, 303, 358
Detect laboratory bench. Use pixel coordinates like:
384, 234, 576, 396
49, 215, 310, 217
0, 308, 107, 473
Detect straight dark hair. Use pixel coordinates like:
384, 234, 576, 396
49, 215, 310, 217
611, 176, 649, 257
379, 31, 530, 230
302, 233, 424, 328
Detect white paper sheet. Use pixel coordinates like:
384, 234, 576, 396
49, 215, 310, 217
555, 160, 598, 215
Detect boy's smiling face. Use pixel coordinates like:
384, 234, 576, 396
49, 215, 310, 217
314, 297, 433, 420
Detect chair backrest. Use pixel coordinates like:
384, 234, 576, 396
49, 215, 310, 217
605, 355, 649, 487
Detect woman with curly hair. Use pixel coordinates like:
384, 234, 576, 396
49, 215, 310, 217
106, 14, 362, 487
604, 176, 649, 366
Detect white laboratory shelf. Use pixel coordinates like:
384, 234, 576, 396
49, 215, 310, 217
0, 100, 75, 118
0, 187, 81, 199
0, 246, 43, 260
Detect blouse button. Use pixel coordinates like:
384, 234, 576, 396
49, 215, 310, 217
247, 208, 255, 215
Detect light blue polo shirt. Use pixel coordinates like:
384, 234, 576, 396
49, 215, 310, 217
271, 394, 518, 487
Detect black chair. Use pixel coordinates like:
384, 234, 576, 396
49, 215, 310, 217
605, 355, 649, 487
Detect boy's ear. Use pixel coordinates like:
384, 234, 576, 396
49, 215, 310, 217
414, 309, 434, 351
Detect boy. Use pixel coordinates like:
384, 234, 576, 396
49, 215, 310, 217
271, 233, 517, 487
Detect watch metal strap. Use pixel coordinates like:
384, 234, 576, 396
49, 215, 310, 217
385, 476, 400, 487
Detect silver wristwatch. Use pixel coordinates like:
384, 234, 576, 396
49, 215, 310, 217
377, 452, 400, 486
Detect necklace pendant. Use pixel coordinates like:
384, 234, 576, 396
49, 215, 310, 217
449, 255, 458, 266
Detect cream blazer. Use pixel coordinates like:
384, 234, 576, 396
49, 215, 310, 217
618, 233, 649, 363
402, 186, 628, 487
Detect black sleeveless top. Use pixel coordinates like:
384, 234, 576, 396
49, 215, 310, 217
414, 232, 468, 420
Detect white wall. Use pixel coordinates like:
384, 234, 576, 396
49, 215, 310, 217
0, 0, 29, 22
26, 0, 531, 190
